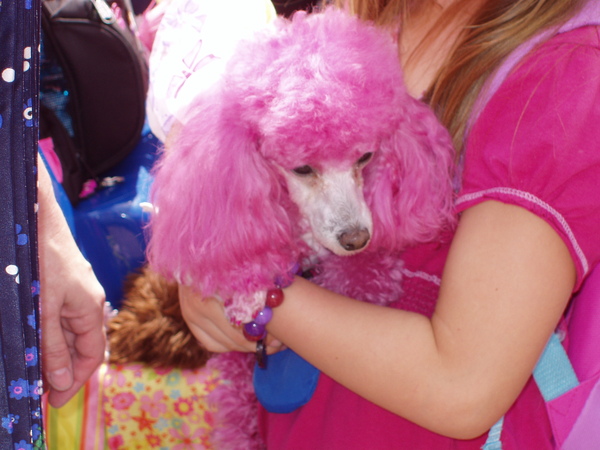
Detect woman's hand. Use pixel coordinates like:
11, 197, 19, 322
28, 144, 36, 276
38, 158, 107, 408
178, 284, 285, 354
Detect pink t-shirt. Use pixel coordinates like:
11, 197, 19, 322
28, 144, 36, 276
260, 25, 600, 449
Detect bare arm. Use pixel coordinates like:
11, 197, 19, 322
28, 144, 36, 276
38, 156, 107, 408
179, 200, 575, 438
266, 201, 575, 438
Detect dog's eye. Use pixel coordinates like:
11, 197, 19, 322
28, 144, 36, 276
292, 165, 314, 176
357, 152, 373, 166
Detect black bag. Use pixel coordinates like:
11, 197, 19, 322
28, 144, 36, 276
40, 0, 148, 204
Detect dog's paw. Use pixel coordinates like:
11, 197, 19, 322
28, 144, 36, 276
223, 289, 267, 326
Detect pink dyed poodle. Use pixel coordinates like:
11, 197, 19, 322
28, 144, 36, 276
146, 7, 456, 448
147, 7, 455, 324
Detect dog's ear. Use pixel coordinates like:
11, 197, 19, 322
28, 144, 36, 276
147, 87, 300, 301
364, 97, 456, 251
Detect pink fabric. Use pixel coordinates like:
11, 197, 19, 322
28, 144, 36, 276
38, 137, 63, 183
457, 25, 600, 290
261, 24, 600, 450
562, 378, 600, 449
547, 263, 600, 447
566, 264, 600, 380
547, 375, 598, 448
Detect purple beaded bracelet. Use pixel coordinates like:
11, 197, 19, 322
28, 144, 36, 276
244, 265, 300, 368
242, 288, 284, 342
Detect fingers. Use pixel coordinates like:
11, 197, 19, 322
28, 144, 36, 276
178, 285, 255, 353
41, 268, 107, 408
44, 318, 106, 408
178, 285, 288, 355
47, 330, 106, 408
41, 311, 74, 393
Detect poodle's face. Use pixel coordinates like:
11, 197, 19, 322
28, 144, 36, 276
278, 151, 374, 256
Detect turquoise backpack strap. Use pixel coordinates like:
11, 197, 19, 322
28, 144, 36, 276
483, 333, 579, 449
533, 333, 579, 402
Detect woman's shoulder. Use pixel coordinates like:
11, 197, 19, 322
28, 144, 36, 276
464, 23, 600, 182
516, 24, 600, 81
459, 23, 600, 287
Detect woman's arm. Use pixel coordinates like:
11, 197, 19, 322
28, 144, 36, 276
267, 200, 575, 438
38, 156, 107, 408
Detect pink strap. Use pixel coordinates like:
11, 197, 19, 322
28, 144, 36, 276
468, 0, 600, 134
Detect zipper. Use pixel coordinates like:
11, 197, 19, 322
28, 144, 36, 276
90, 0, 115, 24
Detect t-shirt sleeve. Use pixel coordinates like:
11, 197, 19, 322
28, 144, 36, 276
456, 26, 600, 290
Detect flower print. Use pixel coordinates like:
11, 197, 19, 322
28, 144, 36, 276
104, 410, 114, 428
174, 398, 193, 417
29, 382, 41, 400
154, 367, 172, 376
132, 409, 157, 432
6, 264, 19, 284
140, 391, 167, 418
2, 414, 19, 434
25, 347, 37, 367
9, 379, 29, 400
202, 374, 222, 393
32, 406, 42, 421
27, 313, 36, 329
186, 412, 203, 425
199, 433, 211, 448
131, 365, 144, 378
184, 368, 212, 385
107, 434, 125, 450
171, 417, 183, 430
15, 224, 28, 245
170, 422, 207, 449
30, 280, 40, 297
31, 424, 41, 441
106, 364, 130, 387
146, 434, 161, 447
166, 371, 181, 386
155, 417, 169, 431
22, 99, 33, 127
14, 440, 32, 450
111, 392, 135, 410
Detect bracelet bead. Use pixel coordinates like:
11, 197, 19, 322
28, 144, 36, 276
243, 321, 266, 341
265, 288, 284, 308
245, 266, 299, 366
254, 306, 273, 325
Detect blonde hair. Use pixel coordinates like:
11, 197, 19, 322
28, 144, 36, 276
335, 0, 585, 155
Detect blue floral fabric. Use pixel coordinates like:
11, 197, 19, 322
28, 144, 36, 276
0, 0, 44, 448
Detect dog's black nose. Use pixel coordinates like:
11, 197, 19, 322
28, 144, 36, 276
338, 228, 370, 251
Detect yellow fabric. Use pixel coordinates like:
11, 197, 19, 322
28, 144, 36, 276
43, 363, 221, 449
44, 364, 106, 450
45, 389, 85, 450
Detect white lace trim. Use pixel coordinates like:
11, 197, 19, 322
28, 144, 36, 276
457, 187, 588, 274
400, 268, 441, 286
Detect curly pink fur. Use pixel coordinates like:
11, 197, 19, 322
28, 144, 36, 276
147, 8, 457, 447
147, 8, 455, 320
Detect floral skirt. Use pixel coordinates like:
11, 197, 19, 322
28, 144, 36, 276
0, 0, 44, 448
